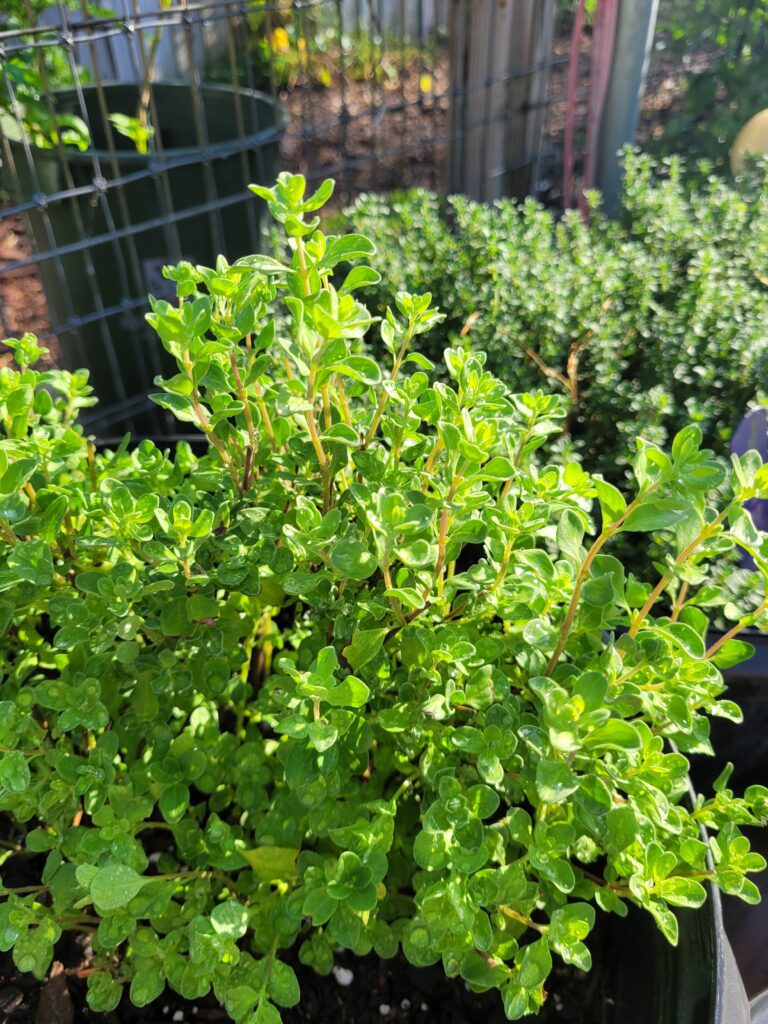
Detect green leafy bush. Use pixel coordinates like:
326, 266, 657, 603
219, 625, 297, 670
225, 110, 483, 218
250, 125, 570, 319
343, 151, 768, 482
650, 0, 768, 179
1, 174, 767, 1022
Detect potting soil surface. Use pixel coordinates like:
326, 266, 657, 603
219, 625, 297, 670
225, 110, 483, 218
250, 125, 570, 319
0, 929, 613, 1024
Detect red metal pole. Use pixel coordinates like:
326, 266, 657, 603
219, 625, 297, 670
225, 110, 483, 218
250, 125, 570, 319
582, 0, 620, 206
562, 0, 586, 209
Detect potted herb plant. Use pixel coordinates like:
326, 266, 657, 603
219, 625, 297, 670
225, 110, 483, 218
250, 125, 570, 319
0, 174, 765, 1022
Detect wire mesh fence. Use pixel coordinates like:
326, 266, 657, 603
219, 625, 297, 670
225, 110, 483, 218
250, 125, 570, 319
12, 0, 729, 436
1, 0, 292, 433
0, 0, 578, 436
0, 0, 576, 435
2, 0, 763, 436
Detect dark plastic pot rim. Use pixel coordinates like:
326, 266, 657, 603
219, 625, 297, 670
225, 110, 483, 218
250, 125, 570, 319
2, 80, 287, 164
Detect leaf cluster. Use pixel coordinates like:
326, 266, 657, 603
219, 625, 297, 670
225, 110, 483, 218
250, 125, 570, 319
0, 174, 767, 1021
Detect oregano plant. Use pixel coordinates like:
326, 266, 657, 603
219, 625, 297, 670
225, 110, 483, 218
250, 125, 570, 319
0, 174, 767, 1021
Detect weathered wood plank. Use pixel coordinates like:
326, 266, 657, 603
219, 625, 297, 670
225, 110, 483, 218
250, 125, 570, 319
448, 0, 556, 200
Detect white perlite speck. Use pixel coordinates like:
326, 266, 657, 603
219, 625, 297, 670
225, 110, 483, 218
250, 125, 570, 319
333, 966, 354, 987
379, 1005, 391, 1016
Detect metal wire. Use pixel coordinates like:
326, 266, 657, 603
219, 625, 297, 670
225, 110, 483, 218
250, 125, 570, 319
1, 0, 576, 435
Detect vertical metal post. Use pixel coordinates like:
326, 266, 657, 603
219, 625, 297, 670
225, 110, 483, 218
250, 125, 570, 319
594, 0, 659, 214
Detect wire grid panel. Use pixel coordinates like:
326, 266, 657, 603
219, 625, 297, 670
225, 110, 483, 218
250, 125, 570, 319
277, 0, 452, 204
0, 0, 566, 436
0, 0, 291, 434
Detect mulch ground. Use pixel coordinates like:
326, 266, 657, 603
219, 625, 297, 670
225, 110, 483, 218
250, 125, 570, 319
279, 56, 451, 209
0, 214, 57, 368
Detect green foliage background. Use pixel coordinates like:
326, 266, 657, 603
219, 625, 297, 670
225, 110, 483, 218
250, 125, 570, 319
343, 151, 768, 483
649, 0, 768, 179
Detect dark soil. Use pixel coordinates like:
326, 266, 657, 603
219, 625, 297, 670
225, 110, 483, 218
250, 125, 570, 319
0, 939, 612, 1024
284, 949, 609, 1024
0, 828, 615, 1024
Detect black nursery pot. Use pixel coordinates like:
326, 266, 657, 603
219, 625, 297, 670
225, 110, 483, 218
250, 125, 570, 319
1, 82, 285, 435
601, 888, 750, 1024
690, 629, 768, 1003
701, 629, 768, 789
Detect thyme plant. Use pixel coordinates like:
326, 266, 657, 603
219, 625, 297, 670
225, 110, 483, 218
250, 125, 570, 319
0, 175, 766, 1022
344, 153, 768, 482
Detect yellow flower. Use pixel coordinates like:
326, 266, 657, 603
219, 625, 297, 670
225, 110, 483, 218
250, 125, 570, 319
272, 26, 290, 53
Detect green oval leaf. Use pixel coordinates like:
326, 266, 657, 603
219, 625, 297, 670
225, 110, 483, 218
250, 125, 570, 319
89, 864, 146, 912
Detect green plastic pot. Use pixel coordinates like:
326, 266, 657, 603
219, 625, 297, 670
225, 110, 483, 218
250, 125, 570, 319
1, 82, 285, 434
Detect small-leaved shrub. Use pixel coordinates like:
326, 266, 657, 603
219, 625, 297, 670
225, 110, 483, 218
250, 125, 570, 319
1, 174, 767, 1022
343, 151, 768, 483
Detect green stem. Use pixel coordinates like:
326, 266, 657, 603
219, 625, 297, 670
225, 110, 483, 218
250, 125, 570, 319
305, 369, 333, 512
336, 376, 353, 426
422, 437, 444, 482
382, 560, 406, 625
0, 838, 30, 853
423, 476, 462, 602
147, 868, 235, 886
490, 538, 514, 592
0, 518, 18, 546
229, 351, 258, 451
546, 483, 660, 675
498, 906, 549, 933
576, 866, 628, 892
296, 235, 333, 511
181, 352, 240, 489
391, 771, 420, 803
0, 883, 49, 896
628, 501, 734, 638
705, 598, 768, 659
256, 938, 279, 1013
134, 820, 176, 835
363, 329, 413, 449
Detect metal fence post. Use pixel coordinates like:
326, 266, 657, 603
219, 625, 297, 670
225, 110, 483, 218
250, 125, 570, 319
594, 0, 659, 214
